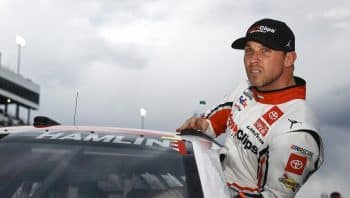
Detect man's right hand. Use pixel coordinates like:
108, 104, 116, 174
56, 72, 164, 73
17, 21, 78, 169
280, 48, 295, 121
176, 116, 209, 132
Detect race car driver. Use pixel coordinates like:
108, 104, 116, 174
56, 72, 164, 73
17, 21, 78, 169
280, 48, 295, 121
177, 18, 324, 197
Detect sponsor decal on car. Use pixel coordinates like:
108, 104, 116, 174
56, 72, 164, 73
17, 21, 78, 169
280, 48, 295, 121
35, 132, 172, 149
170, 140, 188, 155
279, 174, 300, 192
285, 153, 307, 175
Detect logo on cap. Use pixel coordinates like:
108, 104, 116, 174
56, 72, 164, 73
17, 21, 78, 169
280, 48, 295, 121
231, 18, 295, 52
285, 40, 292, 49
248, 25, 276, 34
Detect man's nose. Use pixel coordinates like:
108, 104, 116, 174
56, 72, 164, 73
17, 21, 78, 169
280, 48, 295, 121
250, 51, 261, 64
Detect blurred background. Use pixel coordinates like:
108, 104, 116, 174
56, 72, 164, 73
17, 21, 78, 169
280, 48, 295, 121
0, 0, 349, 197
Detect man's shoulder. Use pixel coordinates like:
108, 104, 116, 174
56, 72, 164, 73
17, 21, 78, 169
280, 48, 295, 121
271, 100, 320, 134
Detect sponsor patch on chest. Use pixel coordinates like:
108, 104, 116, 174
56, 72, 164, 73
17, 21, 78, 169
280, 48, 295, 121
253, 106, 284, 137
254, 118, 269, 137
262, 106, 284, 125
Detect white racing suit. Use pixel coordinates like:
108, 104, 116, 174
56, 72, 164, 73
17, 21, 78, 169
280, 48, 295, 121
203, 77, 324, 198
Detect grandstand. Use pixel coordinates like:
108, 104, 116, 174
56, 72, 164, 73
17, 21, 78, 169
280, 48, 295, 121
0, 64, 40, 126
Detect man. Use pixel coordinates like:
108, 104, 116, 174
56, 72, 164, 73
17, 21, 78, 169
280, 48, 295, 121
177, 18, 324, 197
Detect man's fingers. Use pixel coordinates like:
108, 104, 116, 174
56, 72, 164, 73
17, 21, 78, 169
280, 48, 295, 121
190, 117, 197, 129
176, 117, 208, 133
176, 118, 192, 132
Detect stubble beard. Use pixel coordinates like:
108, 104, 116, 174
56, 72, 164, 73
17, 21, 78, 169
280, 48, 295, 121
248, 68, 284, 90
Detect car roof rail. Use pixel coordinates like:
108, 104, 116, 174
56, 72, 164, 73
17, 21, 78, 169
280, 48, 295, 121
33, 116, 60, 128
179, 129, 223, 147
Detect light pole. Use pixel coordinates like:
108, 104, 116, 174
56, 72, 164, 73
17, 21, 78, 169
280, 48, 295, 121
16, 35, 26, 74
140, 108, 147, 129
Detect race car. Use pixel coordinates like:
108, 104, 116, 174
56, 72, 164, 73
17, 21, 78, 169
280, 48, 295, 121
0, 117, 230, 198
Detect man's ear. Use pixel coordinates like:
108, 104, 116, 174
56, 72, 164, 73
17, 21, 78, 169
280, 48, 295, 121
285, 52, 297, 68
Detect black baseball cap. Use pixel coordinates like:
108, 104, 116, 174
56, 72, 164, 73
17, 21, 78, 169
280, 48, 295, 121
231, 18, 295, 52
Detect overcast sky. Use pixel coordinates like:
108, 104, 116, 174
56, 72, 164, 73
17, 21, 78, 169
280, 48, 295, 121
1, 0, 349, 197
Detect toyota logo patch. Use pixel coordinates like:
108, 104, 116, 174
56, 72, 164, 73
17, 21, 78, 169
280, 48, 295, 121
285, 153, 307, 175
290, 160, 303, 170
269, 111, 279, 120
262, 106, 284, 125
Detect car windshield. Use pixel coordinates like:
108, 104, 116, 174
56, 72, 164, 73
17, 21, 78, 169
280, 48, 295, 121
0, 131, 203, 198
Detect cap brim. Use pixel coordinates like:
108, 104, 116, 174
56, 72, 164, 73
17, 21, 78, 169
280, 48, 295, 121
231, 36, 283, 51
231, 37, 247, 49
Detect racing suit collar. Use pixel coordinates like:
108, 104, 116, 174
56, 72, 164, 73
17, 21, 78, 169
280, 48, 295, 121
250, 76, 306, 104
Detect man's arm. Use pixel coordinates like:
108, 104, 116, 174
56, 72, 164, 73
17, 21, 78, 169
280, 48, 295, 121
259, 131, 323, 197
176, 101, 233, 137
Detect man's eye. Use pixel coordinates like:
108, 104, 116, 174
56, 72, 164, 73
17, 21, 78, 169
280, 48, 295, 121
244, 48, 252, 53
261, 48, 272, 53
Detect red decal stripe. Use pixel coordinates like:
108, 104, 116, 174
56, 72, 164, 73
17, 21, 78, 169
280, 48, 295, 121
171, 140, 187, 155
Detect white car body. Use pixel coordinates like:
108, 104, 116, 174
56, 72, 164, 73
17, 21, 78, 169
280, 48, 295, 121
0, 125, 230, 198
